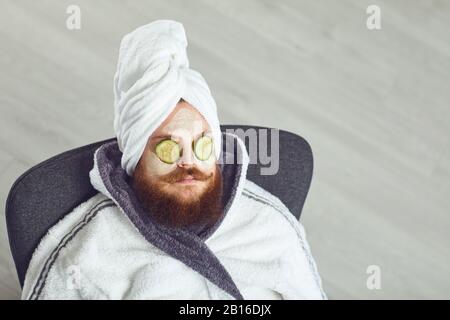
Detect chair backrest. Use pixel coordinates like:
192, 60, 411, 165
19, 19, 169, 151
5, 124, 313, 288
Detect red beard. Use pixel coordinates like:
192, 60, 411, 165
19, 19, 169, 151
132, 164, 223, 234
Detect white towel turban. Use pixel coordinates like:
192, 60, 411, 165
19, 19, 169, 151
113, 20, 222, 177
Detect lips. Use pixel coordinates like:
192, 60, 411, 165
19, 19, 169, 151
176, 175, 197, 184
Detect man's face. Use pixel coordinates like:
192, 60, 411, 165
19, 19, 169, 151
131, 100, 223, 231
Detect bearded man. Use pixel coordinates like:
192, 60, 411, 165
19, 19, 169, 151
21, 20, 326, 300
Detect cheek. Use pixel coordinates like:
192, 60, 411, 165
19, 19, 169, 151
194, 152, 216, 172
145, 153, 177, 176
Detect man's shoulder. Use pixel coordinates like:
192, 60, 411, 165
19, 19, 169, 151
241, 179, 293, 217
36, 193, 115, 252
214, 178, 308, 263
238, 179, 301, 239
58, 193, 114, 223
22, 193, 117, 298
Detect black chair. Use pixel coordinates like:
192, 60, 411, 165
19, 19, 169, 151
5, 124, 313, 288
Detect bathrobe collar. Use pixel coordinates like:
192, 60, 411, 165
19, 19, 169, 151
89, 132, 249, 300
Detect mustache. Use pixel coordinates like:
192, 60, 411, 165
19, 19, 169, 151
158, 166, 213, 183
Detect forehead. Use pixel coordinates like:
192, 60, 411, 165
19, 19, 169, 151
152, 103, 209, 138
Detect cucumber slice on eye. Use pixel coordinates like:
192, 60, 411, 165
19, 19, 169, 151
155, 139, 181, 164
194, 136, 213, 161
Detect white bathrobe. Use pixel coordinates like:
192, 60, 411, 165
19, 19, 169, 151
21, 132, 327, 300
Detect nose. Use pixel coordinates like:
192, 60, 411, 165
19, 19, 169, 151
177, 141, 194, 167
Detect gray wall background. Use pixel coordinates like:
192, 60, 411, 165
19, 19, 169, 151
1, 0, 449, 299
